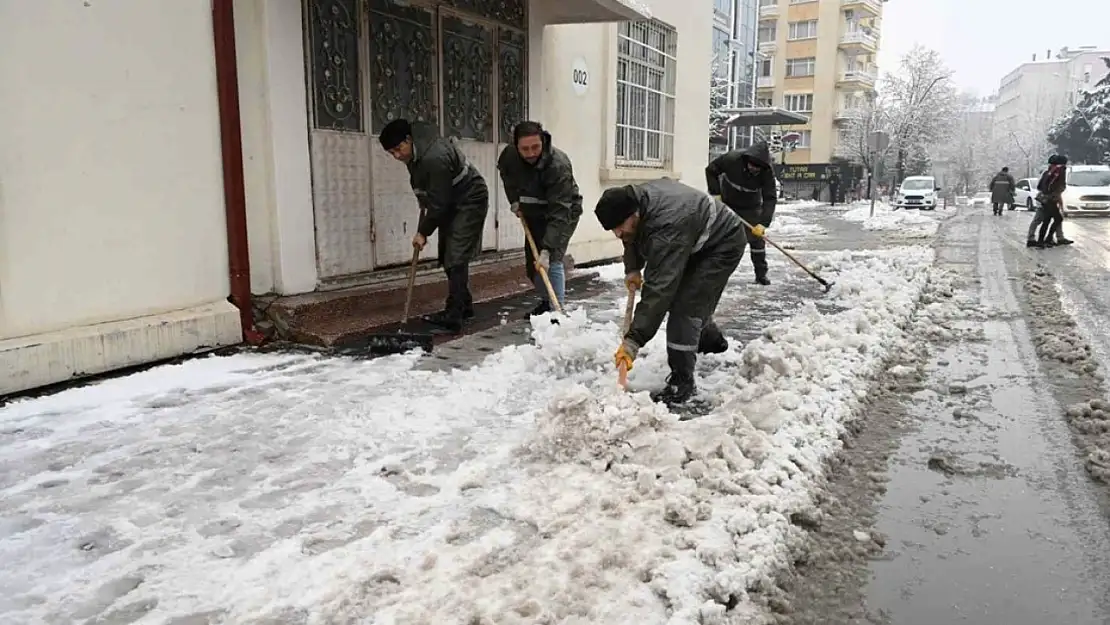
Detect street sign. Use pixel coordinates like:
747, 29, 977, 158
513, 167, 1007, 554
867, 131, 890, 152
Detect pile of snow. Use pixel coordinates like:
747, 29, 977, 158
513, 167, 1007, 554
0, 248, 938, 625
771, 213, 826, 237
839, 200, 940, 236
322, 249, 937, 623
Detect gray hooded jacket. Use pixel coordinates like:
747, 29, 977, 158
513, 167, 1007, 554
622, 179, 741, 350
497, 133, 583, 261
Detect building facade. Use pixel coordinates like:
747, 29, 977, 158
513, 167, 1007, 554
753, 0, 882, 164
0, 0, 713, 395
994, 46, 1110, 171
709, 0, 758, 157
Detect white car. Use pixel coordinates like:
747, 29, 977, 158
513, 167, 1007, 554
895, 176, 940, 210
1062, 165, 1110, 217
1013, 177, 1040, 211
971, 191, 991, 208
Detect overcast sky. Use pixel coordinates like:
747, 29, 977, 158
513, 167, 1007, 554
876, 0, 1110, 95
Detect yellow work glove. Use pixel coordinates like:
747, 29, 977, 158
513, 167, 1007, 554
625, 271, 643, 291
712, 194, 722, 202
750, 224, 766, 238
614, 341, 637, 372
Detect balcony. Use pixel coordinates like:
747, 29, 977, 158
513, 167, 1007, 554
838, 69, 877, 89
758, 39, 776, 54
841, 0, 882, 16
839, 28, 878, 53
757, 75, 775, 90
834, 106, 862, 122
758, 2, 780, 18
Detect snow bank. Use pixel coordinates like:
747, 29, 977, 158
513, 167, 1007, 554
840, 201, 940, 236
325, 248, 936, 623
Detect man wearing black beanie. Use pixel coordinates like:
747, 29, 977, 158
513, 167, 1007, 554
598, 179, 744, 407
379, 118, 489, 333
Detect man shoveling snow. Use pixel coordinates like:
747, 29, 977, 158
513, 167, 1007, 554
595, 180, 743, 407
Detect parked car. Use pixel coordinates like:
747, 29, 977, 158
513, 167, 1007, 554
1013, 177, 1040, 211
895, 176, 940, 210
1062, 165, 1110, 217
971, 191, 991, 208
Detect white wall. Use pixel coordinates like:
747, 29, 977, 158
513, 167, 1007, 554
0, 0, 231, 339
235, 0, 318, 296
534, 0, 714, 265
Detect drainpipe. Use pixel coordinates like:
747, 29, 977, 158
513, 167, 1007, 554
211, 0, 264, 345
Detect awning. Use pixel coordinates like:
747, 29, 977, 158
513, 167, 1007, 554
544, 0, 652, 24
724, 107, 810, 127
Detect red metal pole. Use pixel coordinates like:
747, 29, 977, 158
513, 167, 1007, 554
211, 0, 264, 345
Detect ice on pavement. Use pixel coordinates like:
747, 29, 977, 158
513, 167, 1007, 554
840, 200, 941, 236
0, 247, 934, 624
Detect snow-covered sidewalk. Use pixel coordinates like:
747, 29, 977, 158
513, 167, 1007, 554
1, 247, 936, 624
838, 200, 945, 237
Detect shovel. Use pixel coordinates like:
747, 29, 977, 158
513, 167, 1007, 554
357, 246, 435, 355
520, 216, 563, 313
735, 215, 835, 293
618, 286, 636, 390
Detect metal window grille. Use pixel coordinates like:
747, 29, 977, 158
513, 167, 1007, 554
616, 20, 677, 168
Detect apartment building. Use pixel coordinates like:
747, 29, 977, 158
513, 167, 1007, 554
754, 0, 883, 164
994, 46, 1110, 163
2, 0, 716, 394
710, 0, 758, 156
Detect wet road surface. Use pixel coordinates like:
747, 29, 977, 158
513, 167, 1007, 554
862, 212, 1110, 624
997, 214, 1110, 370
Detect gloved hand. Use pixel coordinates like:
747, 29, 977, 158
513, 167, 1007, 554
750, 224, 766, 238
625, 271, 643, 290
538, 250, 550, 270
511, 202, 521, 216
614, 339, 638, 371
711, 194, 722, 202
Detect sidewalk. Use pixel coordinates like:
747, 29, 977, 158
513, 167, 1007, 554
0, 207, 940, 624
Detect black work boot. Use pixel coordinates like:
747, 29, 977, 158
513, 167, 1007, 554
1026, 239, 1038, 248
755, 275, 771, 286
530, 300, 551, 316
421, 310, 462, 334
1056, 237, 1074, 245
651, 374, 696, 406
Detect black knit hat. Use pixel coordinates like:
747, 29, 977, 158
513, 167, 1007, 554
595, 186, 639, 230
1048, 154, 1069, 165
379, 118, 412, 150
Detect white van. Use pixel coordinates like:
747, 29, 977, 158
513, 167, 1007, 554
1062, 165, 1110, 217
895, 176, 940, 210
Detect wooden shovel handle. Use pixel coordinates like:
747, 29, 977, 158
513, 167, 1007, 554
618, 286, 636, 390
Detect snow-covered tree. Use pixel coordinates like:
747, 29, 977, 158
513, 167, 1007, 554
934, 94, 997, 193
1049, 57, 1110, 165
838, 94, 894, 175
708, 58, 732, 145
881, 45, 960, 184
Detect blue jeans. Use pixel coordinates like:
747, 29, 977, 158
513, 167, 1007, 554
534, 260, 566, 306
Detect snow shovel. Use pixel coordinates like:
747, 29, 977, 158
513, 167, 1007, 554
618, 286, 636, 390
735, 215, 834, 293
520, 216, 563, 313
359, 246, 434, 355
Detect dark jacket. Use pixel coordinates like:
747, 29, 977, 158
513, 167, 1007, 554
406, 122, 489, 266
621, 180, 742, 350
705, 141, 778, 225
989, 171, 1015, 204
1037, 165, 1067, 199
496, 133, 583, 262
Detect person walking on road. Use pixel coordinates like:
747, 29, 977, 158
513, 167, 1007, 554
596, 180, 744, 407
380, 118, 489, 334
497, 121, 583, 316
990, 166, 1016, 215
1028, 155, 1072, 248
828, 169, 841, 206
705, 141, 778, 285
